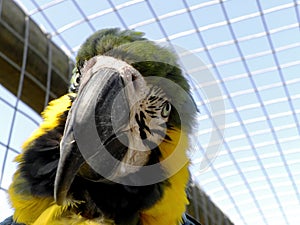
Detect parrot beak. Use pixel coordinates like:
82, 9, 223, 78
54, 56, 147, 205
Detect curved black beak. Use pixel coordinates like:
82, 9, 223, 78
54, 59, 132, 205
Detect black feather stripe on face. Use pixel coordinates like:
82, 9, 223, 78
134, 112, 151, 140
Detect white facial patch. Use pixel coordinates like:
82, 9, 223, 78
79, 56, 172, 180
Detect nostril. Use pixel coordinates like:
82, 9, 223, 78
132, 73, 138, 82
121, 66, 137, 85
120, 66, 145, 93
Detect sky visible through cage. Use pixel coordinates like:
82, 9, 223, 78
0, 0, 300, 224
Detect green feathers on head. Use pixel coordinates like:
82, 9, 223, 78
75, 28, 196, 131
76, 28, 146, 68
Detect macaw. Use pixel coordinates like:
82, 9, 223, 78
2, 28, 200, 225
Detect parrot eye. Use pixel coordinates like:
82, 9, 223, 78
161, 101, 171, 118
74, 74, 81, 85
73, 67, 81, 85
69, 67, 82, 92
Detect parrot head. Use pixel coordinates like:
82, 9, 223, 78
53, 28, 197, 223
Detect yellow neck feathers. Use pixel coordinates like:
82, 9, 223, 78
9, 94, 190, 225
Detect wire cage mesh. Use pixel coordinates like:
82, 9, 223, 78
0, 0, 300, 224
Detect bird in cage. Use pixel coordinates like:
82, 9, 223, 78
3, 28, 201, 225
